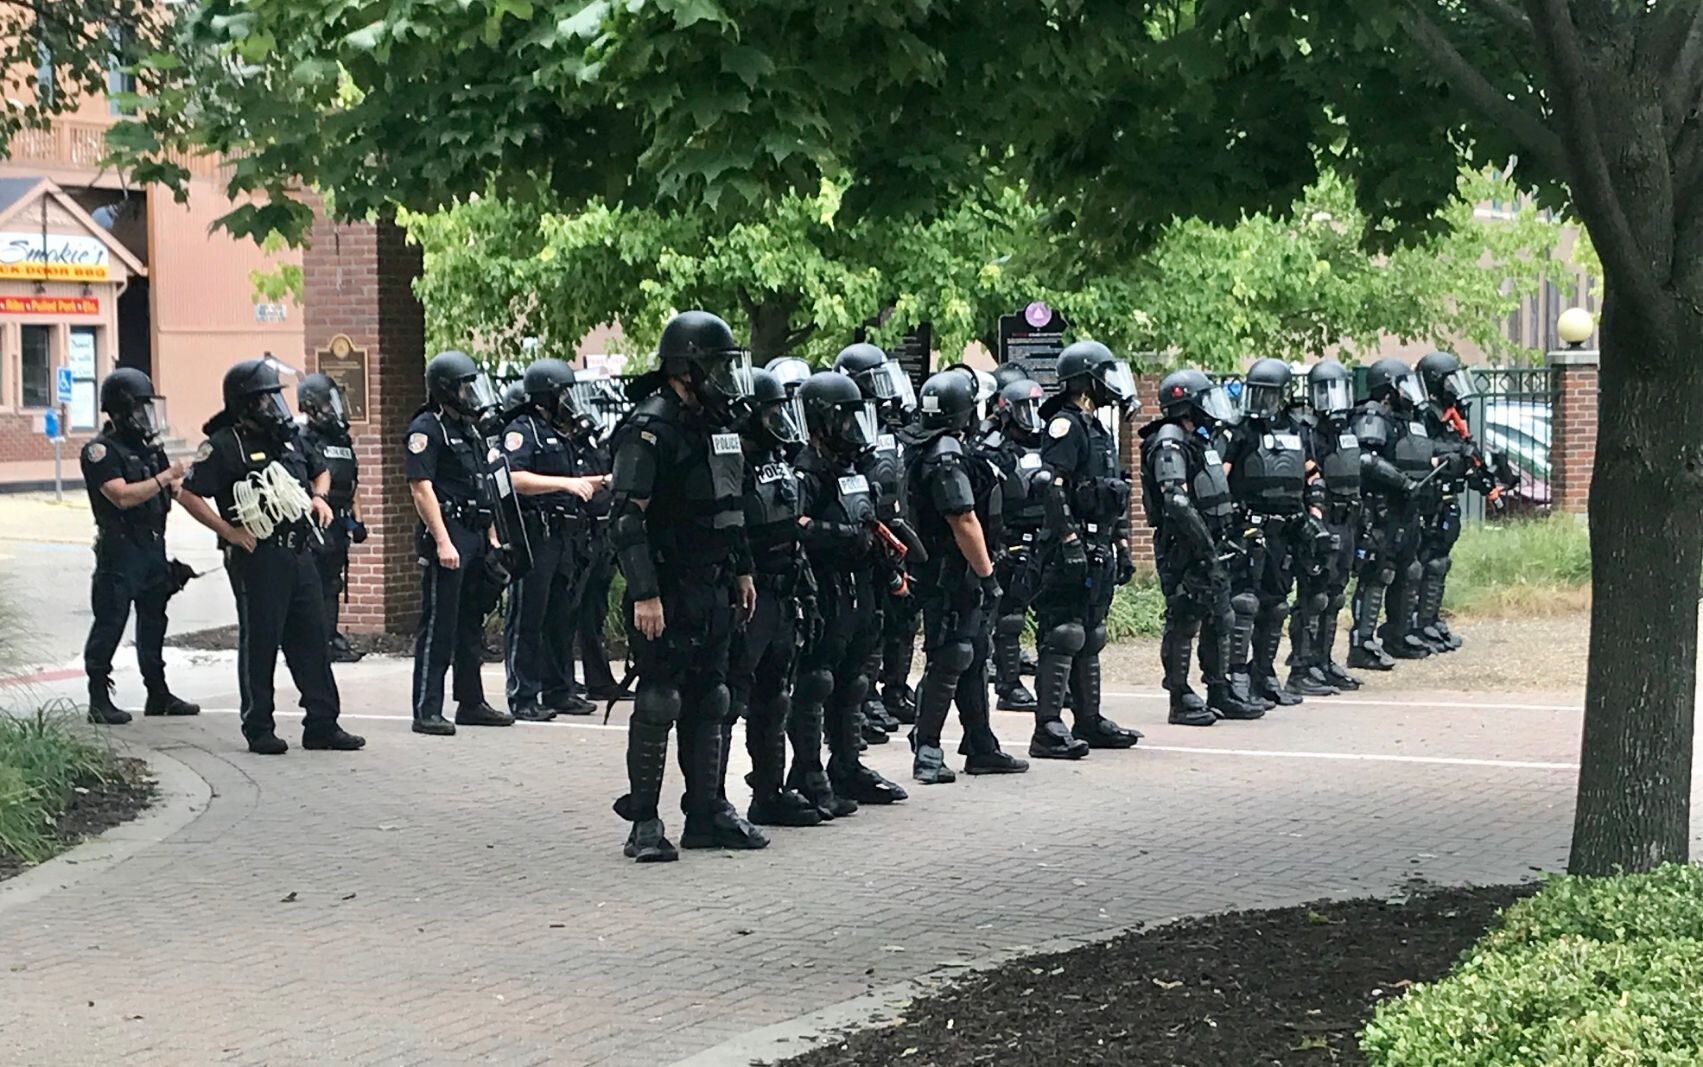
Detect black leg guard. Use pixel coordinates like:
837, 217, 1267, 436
1317, 598, 1361, 689
992, 613, 1036, 709
1287, 591, 1338, 696
912, 640, 972, 784
1205, 606, 1265, 720
1251, 603, 1302, 706
786, 668, 854, 819
829, 674, 907, 805
1070, 625, 1140, 748
1348, 568, 1397, 671
744, 693, 821, 827
1227, 591, 1264, 708
615, 683, 679, 862
681, 684, 768, 850
1380, 559, 1430, 659
1162, 605, 1215, 727
1416, 555, 1458, 651
1029, 621, 1090, 759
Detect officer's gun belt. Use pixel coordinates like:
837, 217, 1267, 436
440, 499, 493, 526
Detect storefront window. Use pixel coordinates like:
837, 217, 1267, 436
21, 325, 52, 408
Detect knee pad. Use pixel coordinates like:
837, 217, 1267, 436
1230, 592, 1258, 619
1081, 624, 1107, 656
841, 671, 869, 708
1424, 556, 1451, 579
1402, 560, 1422, 584
794, 667, 834, 706
699, 682, 731, 725
1326, 593, 1347, 613
994, 613, 1027, 639
1306, 592, 1329, 615
1376, 564, 1397, 585
1258, 600, 1291, 625
631, 682, 681, 727
932, 640, 975, 675
1041, 621, 1087, 655
1166, 612, 1202, 639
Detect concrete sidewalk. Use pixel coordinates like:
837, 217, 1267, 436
3, 648, 1691, 1067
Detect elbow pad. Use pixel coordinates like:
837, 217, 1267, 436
1360, 454, 1409, 492
610, 505, 660, 601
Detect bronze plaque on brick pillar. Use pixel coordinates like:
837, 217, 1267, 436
315, 334, 371, 423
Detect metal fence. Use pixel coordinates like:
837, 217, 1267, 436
1462, 365, 1557, 521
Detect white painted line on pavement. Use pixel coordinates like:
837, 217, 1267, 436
188, 708, 1576, 769
1101, 689, 1579, 712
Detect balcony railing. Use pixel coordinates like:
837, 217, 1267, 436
9, 116, 223, 180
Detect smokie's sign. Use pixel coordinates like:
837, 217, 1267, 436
0, 233, 111, 282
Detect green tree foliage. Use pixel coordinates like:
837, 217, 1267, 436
1, 0, 158, 153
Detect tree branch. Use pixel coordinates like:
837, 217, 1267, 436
1661, 4, 1703, 131
735, 284, 758, 320
1397, 3, 1564, 177
783, 323, 818, 350
1465, 0, 1533, 37
1523, 0, 1667, 320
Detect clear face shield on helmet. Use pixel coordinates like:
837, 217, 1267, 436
1098, 360, 1137, 406
455, 373, 499, 416
311, 385, 348, 430
571, 377, 623, 435
1441, 369, 1478, 405
1195, 384, 1240, 428
878, 361, 917, 414
1240, 380, 1287, 421
701, 348, 755, 404
1308, 377, 1353, 417
126, 397, 166, 442
760, 394, 807, 446
768, 357, 812, 395
1003, 395, 1044, 437
836, 400, 879, 453
247, 390, 294, 434
1395, 373, 1427, 410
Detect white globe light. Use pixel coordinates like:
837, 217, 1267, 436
1557, 307, 1595, 346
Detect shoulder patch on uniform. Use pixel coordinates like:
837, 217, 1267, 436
504, 431, 524, 452
639, 430, 657, 445
84, 442, 106, 463
1048, 417, 1072, 439
408, 432, 429, 455
194, 440, 214, 462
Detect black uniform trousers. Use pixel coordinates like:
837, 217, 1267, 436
878, 586, 921, 699
84, 536, 170, 692
1032, 543, 1117, 724
505, 513, 577, 714
411, 517, 490, 722
1155, 538, 1234, 693
623, 569, 735, 820
793, 574, 878, 783
728, 576, 797, 794
992, 541, 1041, 690
310, 512, 351, 641
574, 540, 618, 693
229, 537, 341, 740
915, 586, 1000, 752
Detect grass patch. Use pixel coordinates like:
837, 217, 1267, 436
1444, 513, 1591, 618
0, 703, 120, 864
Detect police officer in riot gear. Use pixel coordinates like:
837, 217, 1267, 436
835, 342, 922, 734
501, 358, 599, 720
979, 378, 1049, 711
1141, 369, 1264, 725
80, 368, 200, 724
1031, 340, 1144, 758
1218, 358, 1320, 707
728, 369, 823, 826
1290, 360, 1363, 692
1349, 358, 1436, 668
177, 359, 365, 754
405, 351, 515, 736
790, 371, 910, 811
1413, 351, 1478, 653
608, 310, 763, 862
565, 373, 621, 702
297, 373, 366, 664
904, 371, 1029, 783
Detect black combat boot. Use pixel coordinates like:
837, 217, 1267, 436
86, 678, 133, 725
828, 699, 908, 805
682, 722, 770, 850
511, 702, 558, 723
328, 632, 364, 663
412, 715, 457, 736
882, 683, 918, 725
1027, 646, 1090, 759
247, 733, 289, 755
1348, 578, 1397, 670
1162, 623, 1216, 727
1204, 626, 1265, 720
746, 695, 823, 827
302, 725, 366, 750
1070, 652, 1141, 749
617, 721, 677, 862
1315, 609, 1362, 689
143, 686, 201, 717
786, 693, 856, 819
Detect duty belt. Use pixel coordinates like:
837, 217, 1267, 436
522, 508, 585, 534
660, 560, 731, 586
440, 499, 491, 526
96, 525, 164, 547
752, 569, 797, 594
259, 521, 314, 552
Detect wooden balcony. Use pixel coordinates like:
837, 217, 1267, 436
8, 116, 224, 182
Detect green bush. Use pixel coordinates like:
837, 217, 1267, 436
1362, 865, 1703, 1067
0, 705, 117, 863
1444, 514, 1592, 617
1106, 576, 1165, 640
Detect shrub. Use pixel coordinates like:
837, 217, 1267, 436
0, 704, 117, 863
1362, 865, 1703, 1067
1444, 513, 1592, 617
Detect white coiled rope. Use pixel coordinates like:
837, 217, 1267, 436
231, 461, 312, 540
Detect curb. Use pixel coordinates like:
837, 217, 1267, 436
0, 746, 212, 916
666, 922, 1154, 1067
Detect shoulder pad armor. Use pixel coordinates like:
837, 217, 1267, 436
1149, 422, 1190, 446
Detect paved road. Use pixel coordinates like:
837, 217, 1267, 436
4, 648, 1695, 1067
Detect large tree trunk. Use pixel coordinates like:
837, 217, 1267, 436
745, 296, 802, 363
1568, 288, 1703, 874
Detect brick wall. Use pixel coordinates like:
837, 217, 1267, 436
1549, 350, 1597, 515
1121, 374, 1161, 571
0, 413, 64, 462
302, 214, 426, 634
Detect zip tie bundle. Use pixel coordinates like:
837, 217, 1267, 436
231, 461, 311, 540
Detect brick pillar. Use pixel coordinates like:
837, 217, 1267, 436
1121, 373, 1161, 572
302, 213, 427, 634
1548, 347, 1599, 515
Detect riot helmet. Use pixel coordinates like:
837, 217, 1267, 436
568, 372, 623, 437
993, 363, 1030, 392
1416, 351, 1477, 407
766, 355, 812, 396
801, 371, 878, 458
522, 357, 593, 432
1307, 360, 1354, 419
100, 367, 165, 444
1157, 368, 1238, 428
222, 358, 294, 440
743, 367, 806, 448
1056, 340, 1137, 414
917, 370, 978, 434
1240, 358, 1291, 422
994, 378, 1046, 442
834, 342, 916, 415
296, 373, 348, 434
499, 379, 527, 413
426, 350, 498, 419
657, 310, 753, 415
1367, 358, 1426, 412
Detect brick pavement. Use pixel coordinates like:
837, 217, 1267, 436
1, 655, 1698, 1066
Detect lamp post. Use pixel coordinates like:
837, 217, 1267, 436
1557, 306, 1595, 349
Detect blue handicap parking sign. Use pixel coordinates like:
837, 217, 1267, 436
55, 366, 74, 405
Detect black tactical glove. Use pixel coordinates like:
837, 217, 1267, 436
484, 547, 515, 587
347, 516, 369, 544
166, 558, 198, 596
1115, 543, 1135, 586
979, 572, 1004, 613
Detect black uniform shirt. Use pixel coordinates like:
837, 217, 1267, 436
501, 412, 576, 511
81, 426, 170, 537
183, 426, 324, 537
1041, 405, 1129, 542
300, 423, 358, 510
404, 410, 483, 505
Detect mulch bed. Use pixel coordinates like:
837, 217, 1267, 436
777, 883, 1535, 1067
165, 625, 417, 657
0, 757, 156, 883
